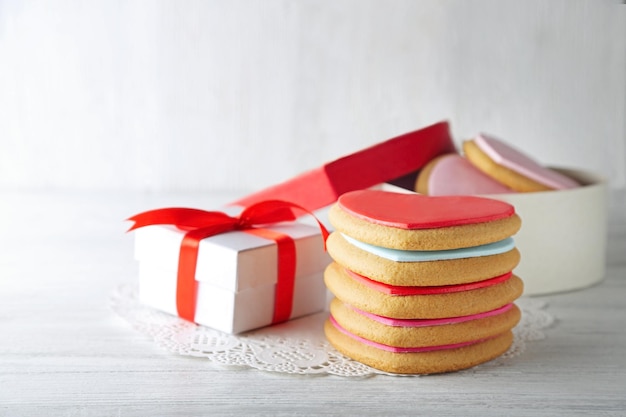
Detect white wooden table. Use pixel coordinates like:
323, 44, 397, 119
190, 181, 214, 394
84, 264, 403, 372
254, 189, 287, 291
1, 190, 625, 416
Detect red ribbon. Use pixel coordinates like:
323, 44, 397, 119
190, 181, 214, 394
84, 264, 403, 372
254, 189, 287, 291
127, 200, 329, 325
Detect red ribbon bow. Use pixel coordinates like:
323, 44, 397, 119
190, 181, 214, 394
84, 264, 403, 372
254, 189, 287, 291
127, 200, 329, 325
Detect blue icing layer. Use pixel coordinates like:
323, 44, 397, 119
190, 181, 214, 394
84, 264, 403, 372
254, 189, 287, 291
341, 234, 515, 262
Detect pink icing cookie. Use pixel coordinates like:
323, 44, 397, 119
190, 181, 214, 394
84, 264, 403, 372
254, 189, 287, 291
348, 303, 514, 328
472, 134, 579, 190
345, 269, 513, 296
416, 154, 514, 195
337, 190, 515, 229
324, 309, 517, 373
329, 315, 494, 353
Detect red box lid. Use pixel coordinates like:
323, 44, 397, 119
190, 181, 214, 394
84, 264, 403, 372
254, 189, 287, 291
232, 121, 456, 211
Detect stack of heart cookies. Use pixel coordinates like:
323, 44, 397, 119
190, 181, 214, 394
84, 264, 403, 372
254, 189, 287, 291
324, 190, 524, 374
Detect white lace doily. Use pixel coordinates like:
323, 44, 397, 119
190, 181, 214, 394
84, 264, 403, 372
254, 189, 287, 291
111, 285, 554, 377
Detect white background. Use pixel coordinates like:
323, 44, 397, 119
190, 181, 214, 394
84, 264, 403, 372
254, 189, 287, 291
1, 0, 625, 195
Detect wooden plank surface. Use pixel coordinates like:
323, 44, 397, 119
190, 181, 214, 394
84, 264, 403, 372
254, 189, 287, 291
1, 190, 625, 416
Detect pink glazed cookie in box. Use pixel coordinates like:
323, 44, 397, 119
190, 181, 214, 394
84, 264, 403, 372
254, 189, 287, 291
463, 134, 579, 192
416, 154, 514, 195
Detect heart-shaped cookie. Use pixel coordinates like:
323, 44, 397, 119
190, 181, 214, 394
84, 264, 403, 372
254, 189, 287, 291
337, 189, 515, 229
416, 154, 514, 196
464, 134, 579, 191
328, 190, 521, 250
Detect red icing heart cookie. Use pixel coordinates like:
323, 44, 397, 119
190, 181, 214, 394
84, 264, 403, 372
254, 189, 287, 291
338, 190, 515, 229
329, 190, 521, 250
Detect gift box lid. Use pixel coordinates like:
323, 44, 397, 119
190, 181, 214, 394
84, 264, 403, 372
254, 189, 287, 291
232, 121, 455, 211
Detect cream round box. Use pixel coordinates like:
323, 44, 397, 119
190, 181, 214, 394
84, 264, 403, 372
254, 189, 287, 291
481, 168, 607, 295
375, 168, 608, 295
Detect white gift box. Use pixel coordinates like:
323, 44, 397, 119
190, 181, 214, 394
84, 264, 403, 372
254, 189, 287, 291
134, 221, 330, 334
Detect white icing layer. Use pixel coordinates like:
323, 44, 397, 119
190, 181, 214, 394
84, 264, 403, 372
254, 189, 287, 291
341, 234, 515, 262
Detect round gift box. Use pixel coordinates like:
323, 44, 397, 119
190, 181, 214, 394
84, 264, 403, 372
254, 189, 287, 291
483, 168, 608, 295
